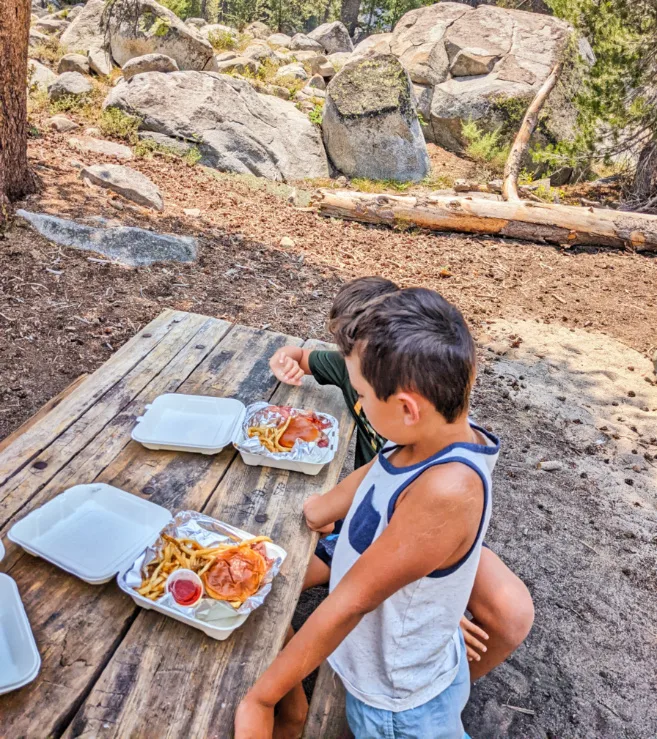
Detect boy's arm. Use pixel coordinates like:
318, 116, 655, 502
269, 346, 313, 386
235, 463, 484, 738
303, 460, 374, 532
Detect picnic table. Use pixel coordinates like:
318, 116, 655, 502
0, 309, 354, 738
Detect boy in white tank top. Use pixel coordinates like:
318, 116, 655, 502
236, 288, 496, 739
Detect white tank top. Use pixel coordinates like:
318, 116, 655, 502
328, 422, 500, 712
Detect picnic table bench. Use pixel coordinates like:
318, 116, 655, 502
0, 309, 354, 738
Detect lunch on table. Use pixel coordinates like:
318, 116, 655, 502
137, 533, 274, 608
246, 405, 332, 453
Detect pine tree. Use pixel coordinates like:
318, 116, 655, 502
0, 0, 37, 227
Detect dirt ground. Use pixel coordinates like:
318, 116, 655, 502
1, 124, 656, 737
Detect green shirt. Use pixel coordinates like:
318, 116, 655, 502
308, 350, 386, 469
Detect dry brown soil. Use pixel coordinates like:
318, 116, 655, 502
1, 123, 656, 738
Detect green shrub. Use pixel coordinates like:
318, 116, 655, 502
99, 107, 141, 142
308, 103, 323, 125
352, 178, 411, 193
183, 146, 202, 166
50, 93, 90, 113
31, 38, 67, 65
461, 119, 510, 172
208, 29, 238, 51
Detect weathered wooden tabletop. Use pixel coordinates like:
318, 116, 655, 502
0, 309, 353, 738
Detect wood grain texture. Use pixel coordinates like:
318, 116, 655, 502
0, 374, 88, 455
303, 662, 350, 739
0, 310, 210, 525
64, 340, 355, 739
0, 318, 303, 736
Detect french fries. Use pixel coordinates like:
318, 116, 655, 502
247, 415, 292, 453
136, 534, 272, 603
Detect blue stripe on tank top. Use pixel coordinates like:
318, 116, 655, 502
384, 456, 489, 578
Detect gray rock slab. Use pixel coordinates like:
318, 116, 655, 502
80, 163, 164, 210
17, 210, 196, 266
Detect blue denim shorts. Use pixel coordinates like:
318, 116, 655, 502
344, 631, 471, 739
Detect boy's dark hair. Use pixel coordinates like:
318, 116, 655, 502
328, 277, 399, 342
335, 288, 476, 423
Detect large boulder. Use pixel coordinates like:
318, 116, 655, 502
88, 48, 114, 76
34, 17, 70, 36
352, 33, 392, 60
389, 3, 470, 86
275, 63, 308, 81
386, 2, 572, 150
60, 0, 106, 53
106, 0, 214, 71
48, 72, 94, 100
122, 52, 179, 80
57, 53, 90, 75
104, 70, 329, 181
268, 33, 292, 48
289, 33, 323, 52
29, 29, 50, 47
244, 21, 270, 40
322, 55, 430, 182
242, 43, 278, 63
308, 21, 353, 54
28, 59, 58, 91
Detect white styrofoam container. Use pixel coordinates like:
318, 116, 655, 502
132, 394, 338, 475
131, 394, 246, 455
238, 450, 328, 476
8, 484, 171, 585
116, 540, 287, 641
8, 486, 287, 641
0, 540, 41, 695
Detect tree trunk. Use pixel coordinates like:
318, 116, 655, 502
340, 0, 361, 35
315, 189, 657, 251
0, 0, 36, 226
502, 62, 562, 202
629, 141, 657, 212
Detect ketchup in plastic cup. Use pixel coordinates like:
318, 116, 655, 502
166, 569, 203, 607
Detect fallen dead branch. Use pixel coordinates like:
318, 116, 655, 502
315, 190, 657, 250
503, 62, 563, 201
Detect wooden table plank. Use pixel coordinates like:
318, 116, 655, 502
0, 311, 220, 531
64, 340, 355, 739
0, 374, 89, 455
0, 317, 230, 572
0, 309, 181, 486
0, 322, 303, 738
302, 662, 349, 739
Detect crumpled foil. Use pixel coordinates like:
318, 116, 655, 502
233, 402, 338, 464
121, 510, 285, 619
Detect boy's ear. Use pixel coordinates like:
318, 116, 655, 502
397, 392, 421, 425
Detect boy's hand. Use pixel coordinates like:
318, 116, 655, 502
234, 694, 274, 739
270, 348, 305, 386
460, 616, 489, 662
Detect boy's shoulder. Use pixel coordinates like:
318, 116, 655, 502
398, 460, 485, 518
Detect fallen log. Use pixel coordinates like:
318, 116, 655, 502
315, 190, 657, 250
503, 61, 563, 202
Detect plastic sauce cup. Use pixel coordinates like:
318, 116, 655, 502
166, 569, 204, 607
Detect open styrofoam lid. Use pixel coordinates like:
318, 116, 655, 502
0, 574, 41, 695
8, 484, 171, 584
131, 394, 246, 450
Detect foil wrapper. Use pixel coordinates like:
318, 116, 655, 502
121, 510, 284, 619
234, 402, 338, 464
